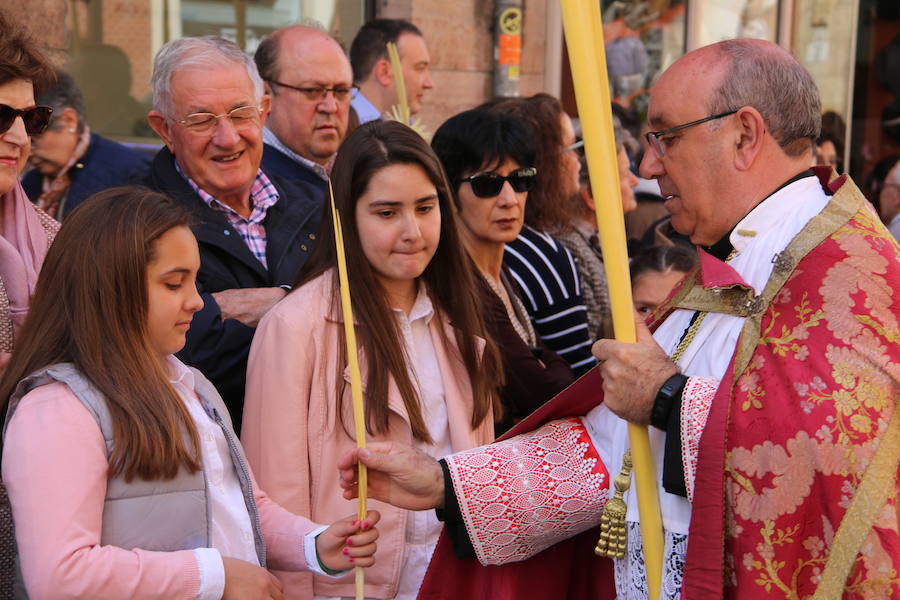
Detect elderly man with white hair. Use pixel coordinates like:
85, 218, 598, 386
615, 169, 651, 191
146, 36, 322, 433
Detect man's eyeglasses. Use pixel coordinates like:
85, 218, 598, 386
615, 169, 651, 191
266, 80, 356, 103
175, 105, 263, 135
645, 109, 737, 157
459, 167, 538, 198
0, 104, 53, 135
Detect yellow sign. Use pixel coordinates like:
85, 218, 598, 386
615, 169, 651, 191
499, 7, 522, 35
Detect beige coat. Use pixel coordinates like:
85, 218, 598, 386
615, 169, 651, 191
241, 271, 493, 599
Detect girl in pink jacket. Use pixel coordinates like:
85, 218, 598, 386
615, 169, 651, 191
0, 187, 380, 600
242, 121, 502, 599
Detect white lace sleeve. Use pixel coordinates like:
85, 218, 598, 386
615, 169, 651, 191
444, 417, 610, 565
680, 376, 719, 502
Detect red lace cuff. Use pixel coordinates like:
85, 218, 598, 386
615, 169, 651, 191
680, 376, 719, 502
444, 417, 610, 565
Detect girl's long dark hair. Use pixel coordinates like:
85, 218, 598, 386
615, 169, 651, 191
298, 120, 502, 442
0, 187, 202, 481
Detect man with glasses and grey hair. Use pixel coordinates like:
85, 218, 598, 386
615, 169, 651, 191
338, 38, 900, 599
146, 36, 322, 433
254, 24, 354, 194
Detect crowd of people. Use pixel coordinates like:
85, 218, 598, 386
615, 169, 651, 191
0, 9, 897, 600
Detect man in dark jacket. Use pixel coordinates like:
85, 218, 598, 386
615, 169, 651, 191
255, 25, 354, 195
146, 36, 321, 432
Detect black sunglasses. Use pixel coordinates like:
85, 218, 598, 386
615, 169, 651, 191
459, 167, 537, 198
0, 104, 53, 135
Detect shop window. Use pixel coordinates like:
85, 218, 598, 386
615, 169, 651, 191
66, 0, 369, 142
848, 0, 900, 183
791, 0, 856, 175
562, 0, 687, 121
693, 0, 780, 46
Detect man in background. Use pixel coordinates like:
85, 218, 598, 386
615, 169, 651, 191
349, 18, 434, 123
145, 36, 321, 432
255, 25, 354, 194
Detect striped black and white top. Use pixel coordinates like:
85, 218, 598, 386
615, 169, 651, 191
503, 225, 597, 376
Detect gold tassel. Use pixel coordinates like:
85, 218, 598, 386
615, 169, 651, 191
595, 450, 633, 558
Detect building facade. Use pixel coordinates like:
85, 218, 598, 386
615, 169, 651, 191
7, 0, 899, 184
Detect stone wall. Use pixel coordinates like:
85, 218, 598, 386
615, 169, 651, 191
378, 0, 548, 134
9, 0, 548, 138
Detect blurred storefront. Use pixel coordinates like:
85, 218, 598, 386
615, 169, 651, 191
14, 0, 553, 143
61, 0, 371, 142
559, 0, 900, 185
11, 0, 900, 184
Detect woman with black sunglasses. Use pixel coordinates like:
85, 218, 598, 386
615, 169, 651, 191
0, 12, 60, 595
0, 14, 58, 373
432, 108, 574, 435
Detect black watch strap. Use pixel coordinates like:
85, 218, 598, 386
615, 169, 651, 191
650, 373, 688, 430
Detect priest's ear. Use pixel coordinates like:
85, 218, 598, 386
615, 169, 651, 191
732, 106, 767, 171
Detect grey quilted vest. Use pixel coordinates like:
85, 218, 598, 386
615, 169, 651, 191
3, 363, 267, 598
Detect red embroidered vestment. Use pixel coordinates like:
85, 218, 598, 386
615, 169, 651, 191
417, 172, 900, 599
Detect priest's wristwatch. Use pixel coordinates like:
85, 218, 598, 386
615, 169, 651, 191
650, 373, 688, 430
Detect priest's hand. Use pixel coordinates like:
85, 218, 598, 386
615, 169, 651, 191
592, 312, 679, 425
338, 442, 445, 510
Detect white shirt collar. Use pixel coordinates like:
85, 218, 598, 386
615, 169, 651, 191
720, 174, 830, 295
392, 283, 435, 324
729, 175, 825, 253
163, 355, 195, 389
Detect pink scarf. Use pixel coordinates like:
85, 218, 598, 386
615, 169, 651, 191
0, 182, 53, 347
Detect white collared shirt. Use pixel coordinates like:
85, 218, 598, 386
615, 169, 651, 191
162, 357, 258, 599
316, 286, 451, 600
165, 357, 333, 599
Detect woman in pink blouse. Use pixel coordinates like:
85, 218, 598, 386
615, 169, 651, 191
0, 187, 380, 600
242, 121, 501, 599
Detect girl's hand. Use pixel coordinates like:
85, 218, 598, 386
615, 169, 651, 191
315, 510, 381, 571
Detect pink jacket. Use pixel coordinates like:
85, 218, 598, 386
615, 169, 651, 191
2, 381, 319, 600
241, 271, 494, 599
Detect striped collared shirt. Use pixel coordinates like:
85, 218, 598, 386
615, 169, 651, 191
175, 160, 280, 269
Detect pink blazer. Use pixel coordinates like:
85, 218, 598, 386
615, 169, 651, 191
241, 271, 494, 599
